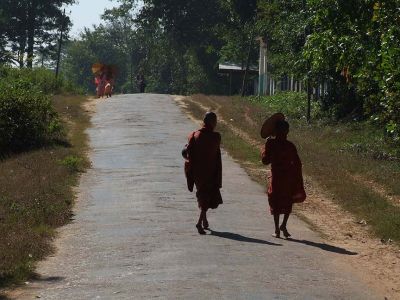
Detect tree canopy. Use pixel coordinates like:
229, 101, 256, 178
3, 0, 398, 139
0, 0, 74, 68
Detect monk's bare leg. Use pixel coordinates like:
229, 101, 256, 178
280, 214, 291, 238
199, 210, 206, 224
272, 214, 280, 238
202, 209, 209, 229
196, 210, 207, 235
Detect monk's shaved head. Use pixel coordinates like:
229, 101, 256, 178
203, 112, 217, 127
275, 120, 289, 137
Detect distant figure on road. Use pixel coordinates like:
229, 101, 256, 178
104, 81, 113, 98
95, 72, 106, 98
104, 72, 114, 98
182, 112, 223, 235
261, 115, 306, 238
136, 73, 146, 93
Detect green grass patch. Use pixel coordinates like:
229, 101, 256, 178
59, 155, 83, 172
248, 92, 321, 120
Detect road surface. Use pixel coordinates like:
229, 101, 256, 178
14, 94, 378, 299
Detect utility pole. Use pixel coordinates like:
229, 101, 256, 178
55, 9, 66, 79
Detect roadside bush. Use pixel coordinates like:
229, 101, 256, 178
58, 78, 86, 95
0, 81, 62, 152
59, 155, 83, 172
0, 67, 60, 94
0, 66, 84, 95
248, 92, 322, 120
120, 81, 137, 94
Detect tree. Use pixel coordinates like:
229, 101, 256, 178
63, 0, 263, 95
302, 0, 376, 116
361, 1, 400, 137
101, 2, 140, 91
63, 25, 129, 93
139, 0, 223, 47
257, 0, 308, 78
1, 0, 75, 68
138, 0, 251, 94
0, 5, 10, 63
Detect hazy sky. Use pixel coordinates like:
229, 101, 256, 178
68, 0, 117, 36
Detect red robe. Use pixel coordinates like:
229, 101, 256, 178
184, 126, 222, 210
261, 137, 306, 215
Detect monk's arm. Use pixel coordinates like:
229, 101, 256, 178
183, 131, 196, 160
216, 133, 222, 188
217, 148, 222, 188
261, 140, 272, 165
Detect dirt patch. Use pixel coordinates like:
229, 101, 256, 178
349, 173, 400, 208
182, 95, 263, 149
82, 96, 98, 116
173, 95, 400, 299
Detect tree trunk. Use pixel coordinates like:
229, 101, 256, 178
18, 37, 26, 69
26, 0, 36, 69
55, 9, 65, 79
241, 25, 255, 97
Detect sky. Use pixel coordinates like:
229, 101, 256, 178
68, 0, 117, 36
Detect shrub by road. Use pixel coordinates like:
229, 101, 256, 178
0, 68, 90, 290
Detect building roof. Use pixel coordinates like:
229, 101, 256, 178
218, 62, 258, 73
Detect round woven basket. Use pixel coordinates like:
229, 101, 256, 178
260, 113, 286, 139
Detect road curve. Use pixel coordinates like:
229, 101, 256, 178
14, 94, 378, 299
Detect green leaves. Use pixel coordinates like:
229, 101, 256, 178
257, 0, 400, 140
0, 67, 62, 153
1, 0, 75, 67
257, 0, 308, 77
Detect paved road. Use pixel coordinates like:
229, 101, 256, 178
15, 94, 378, 299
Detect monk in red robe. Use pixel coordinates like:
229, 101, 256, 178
183, 112, 223, 235
261, 120, 305, 238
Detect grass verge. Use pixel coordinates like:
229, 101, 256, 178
0, 95, 90, 290
185, 94, 400, 245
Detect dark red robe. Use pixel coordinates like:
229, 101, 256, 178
261, 137, 306, 215
184, 126, 222, 210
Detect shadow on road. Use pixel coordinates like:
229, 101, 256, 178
286, 238, 358, 255
209, 230, 282, 246
31, 274, 65, 283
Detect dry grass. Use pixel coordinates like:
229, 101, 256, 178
0, 95, 90, 289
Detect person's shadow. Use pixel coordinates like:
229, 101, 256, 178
286, 238, 358, 255
209, 230, 282, 246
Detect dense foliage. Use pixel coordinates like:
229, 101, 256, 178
0, 67, 71, 153
257, 0, 400, 139
62, 0, 258, 95
2, 0, 397, 139
249, 92, 321, 121
0, 0, 74, 68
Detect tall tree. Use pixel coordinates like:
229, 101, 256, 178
0, 5, 10, 63
63, 25, 130, 93
101, 2, 140, 91
1, 0, 75, 68
303, 0, 377, 116
257, 0, 308, 78
139, 0, 223, 47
